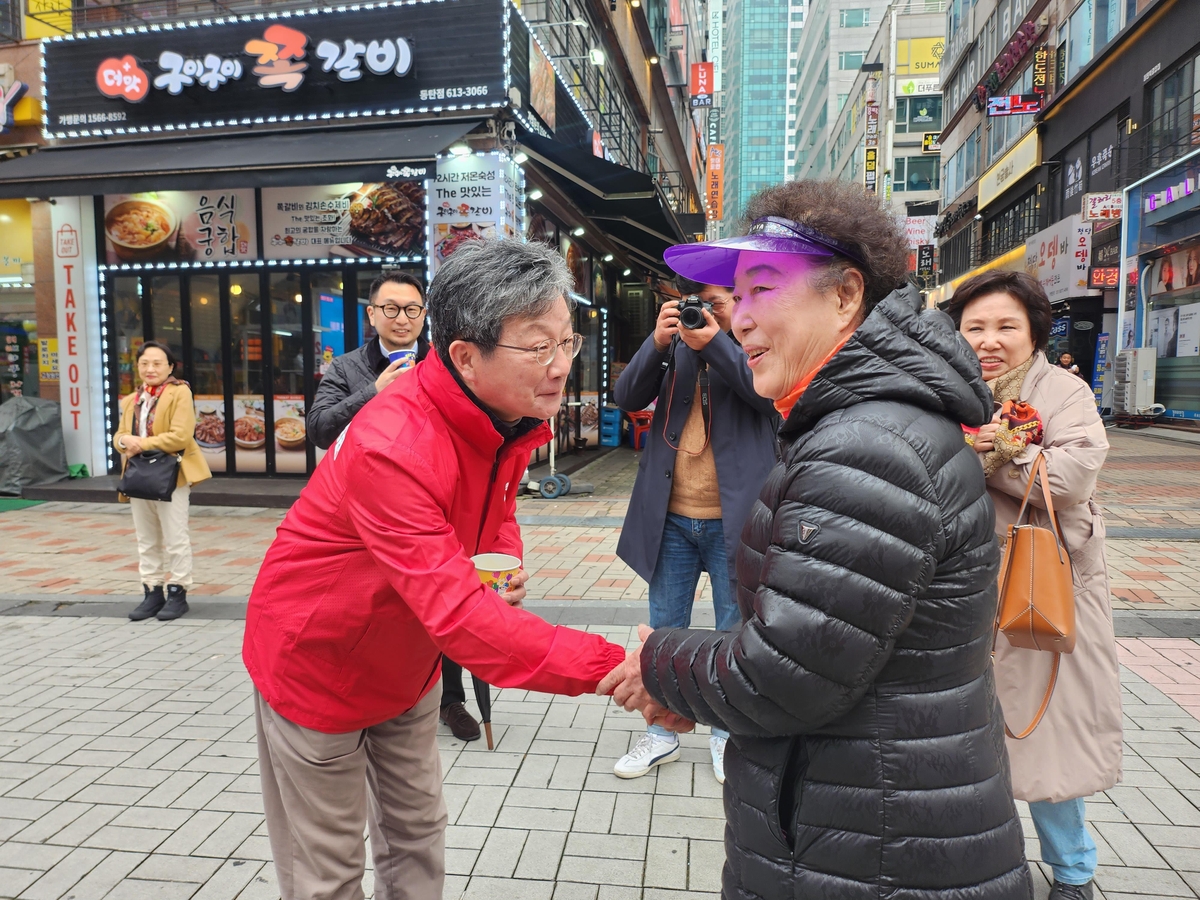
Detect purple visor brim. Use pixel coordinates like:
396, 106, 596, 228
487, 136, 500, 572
663, 233, 837, 287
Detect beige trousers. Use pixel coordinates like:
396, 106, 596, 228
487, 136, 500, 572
254, 682, 447, 900
129, 484, 193, 589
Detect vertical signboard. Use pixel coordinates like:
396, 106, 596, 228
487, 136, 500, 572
51, 197, 105, 474
1091, 332, 1109, 408
864, 96, 880, 194
708, 0, 723, 92
706, 108, 721, 148
706, 143, 725, 220
690, 63, 713, 108
430, 153, 521, 276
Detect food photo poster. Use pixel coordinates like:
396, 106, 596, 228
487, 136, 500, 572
261, 182, 426, 260
103, 191, 257, 264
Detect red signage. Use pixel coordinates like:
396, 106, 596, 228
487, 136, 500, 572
690, 62, 713, 108
987, 94, 1042, 116
1088, 266, 1121, 289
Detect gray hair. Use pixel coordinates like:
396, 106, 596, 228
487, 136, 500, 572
427, 239, 576, 363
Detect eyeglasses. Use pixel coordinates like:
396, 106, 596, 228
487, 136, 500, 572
372, 303, 426, 320
492, 333, 584, 366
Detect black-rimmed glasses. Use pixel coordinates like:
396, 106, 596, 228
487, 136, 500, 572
491, 333, 585, 366
372, 303, 426, 320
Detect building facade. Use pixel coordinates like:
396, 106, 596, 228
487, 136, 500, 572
792, 0, 894, 182
932, 0, 1198, 419
826, 0, 946, 285
0, 0, 708, 477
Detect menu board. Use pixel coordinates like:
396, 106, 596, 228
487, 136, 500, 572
232, 395, 266, 472
102, 191, 257, 264
262, 181, 427, 260
273, 395, 309, 473
429, 153, 521, 276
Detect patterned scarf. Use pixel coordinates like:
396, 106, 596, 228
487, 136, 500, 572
133, 377, 182, 437
966, 354, 1043, 477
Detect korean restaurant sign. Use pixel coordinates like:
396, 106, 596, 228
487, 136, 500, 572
41, 0, 506, 138
1024, 214, 1096, 302
706, 143, 725, 221
429, 153, 521, 276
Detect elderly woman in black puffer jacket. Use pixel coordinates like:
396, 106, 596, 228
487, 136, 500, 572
601, 180, 1033, 900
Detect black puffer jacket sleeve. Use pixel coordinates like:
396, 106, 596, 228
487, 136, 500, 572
308, 355, 378, 449
641, 412, 944, 736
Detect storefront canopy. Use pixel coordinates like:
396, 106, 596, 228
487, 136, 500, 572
518, 132, 699, 272
0, 120, 479, 199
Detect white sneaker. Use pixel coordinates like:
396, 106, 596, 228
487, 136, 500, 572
614, 731, 681, 779
710, 735, 727, 785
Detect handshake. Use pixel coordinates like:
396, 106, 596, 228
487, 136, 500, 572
596, 624, 695, 733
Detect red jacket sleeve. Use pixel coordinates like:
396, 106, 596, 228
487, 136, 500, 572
346, 444, 625, 695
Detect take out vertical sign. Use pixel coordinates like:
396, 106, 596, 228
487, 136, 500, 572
51, 197, 103, 472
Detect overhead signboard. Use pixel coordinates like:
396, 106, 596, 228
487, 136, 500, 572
895, 76, 940, 96
1025, 214, 1095, 302
864, 147, 878, 194
922, 132, 941, 153
708, 0, 723, 92
895, 38, 944, 77
1088, 266, 1121, 289
42, 0, 506, 139
706, 143, 724, 221
690, 62, 713, 108
706, 108, 721, 147
978, 128, 1040, 210
1082, 191, 1123, 223
986, 94, 1042, 116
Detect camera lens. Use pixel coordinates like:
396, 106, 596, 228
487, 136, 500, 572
680, 306, 704, 329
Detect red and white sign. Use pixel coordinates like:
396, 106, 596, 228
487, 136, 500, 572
1082, 191, 1123, 222
690, 62, 713, 108
902, 215, 936, 250
51, 197, 104, 472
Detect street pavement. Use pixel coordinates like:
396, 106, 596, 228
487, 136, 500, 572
0, 426, 1199, 899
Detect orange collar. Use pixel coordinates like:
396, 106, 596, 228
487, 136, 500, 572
774, 336, 852, 418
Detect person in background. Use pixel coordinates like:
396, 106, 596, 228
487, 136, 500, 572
601, 180, 1032, 900
613, 277, 778, 783
243, 239, 660, 900
1057, 352, 1082, 376
116, 341, 212, 622
950, 270, 1122, 900
307, 272, 479, 743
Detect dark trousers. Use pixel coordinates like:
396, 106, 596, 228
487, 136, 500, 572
440, 657, 465, 708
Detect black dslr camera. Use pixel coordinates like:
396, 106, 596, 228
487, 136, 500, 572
678, 295, 713, 330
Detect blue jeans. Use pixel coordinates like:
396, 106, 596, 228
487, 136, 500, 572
646, 513, 739, 742
1029, 798, 1097, 885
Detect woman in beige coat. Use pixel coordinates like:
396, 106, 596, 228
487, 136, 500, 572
948, 271, 1122, 900
115, 341, 212, 622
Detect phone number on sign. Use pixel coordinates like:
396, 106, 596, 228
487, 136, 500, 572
419, 86, 490, 101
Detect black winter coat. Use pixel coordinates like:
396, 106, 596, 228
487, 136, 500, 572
641, 286, 1032, 900
308, 335, 430, 449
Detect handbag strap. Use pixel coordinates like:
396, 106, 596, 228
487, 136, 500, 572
1012, 453, 1069, 565
1005, 652, 1060, 740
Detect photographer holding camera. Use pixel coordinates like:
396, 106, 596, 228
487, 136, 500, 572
612, 278, 779, 783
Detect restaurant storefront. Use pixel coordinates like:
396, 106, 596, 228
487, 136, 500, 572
1123, 148, 1200, 421
0, 0, 692, 476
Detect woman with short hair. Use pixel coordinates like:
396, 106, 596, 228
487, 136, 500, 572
948, 271, 1122, 900
605, 180, 1032, 899
115, 341, 212, 621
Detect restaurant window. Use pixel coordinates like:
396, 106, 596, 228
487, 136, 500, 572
229, 273, 265, 473
941, 226, 978, 282
982, 189, 1039, 261
112, 276, 142, 399
149, 276, 184, 364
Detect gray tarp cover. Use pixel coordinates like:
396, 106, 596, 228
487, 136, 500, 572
0, 396, 69, 495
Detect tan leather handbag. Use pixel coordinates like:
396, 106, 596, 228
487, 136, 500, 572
995, 453, 1076, 739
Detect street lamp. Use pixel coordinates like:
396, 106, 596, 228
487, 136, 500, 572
648, 54, 660, 65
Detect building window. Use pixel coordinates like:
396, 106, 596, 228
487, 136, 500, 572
940, 226, 978, 282
1146, 50, 1200, 171
944, 125, 982, 203
839, 8, 870, 27
894, 155, 941, 192
982, 189, 1039, 261
837, 92, 849, 112
895, 96, 943, 134
838, 51, 865, 70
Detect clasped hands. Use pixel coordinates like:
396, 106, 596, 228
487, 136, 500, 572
596, 624, 695, 733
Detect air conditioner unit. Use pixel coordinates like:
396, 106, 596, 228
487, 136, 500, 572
1113, 348, 1157, 414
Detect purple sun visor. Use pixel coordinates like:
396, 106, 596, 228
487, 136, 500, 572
663, 216, 867, 287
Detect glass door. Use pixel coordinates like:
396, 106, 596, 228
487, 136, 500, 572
228, 272, 266, 473
188, 273, 227, 473
269, 272, 310, 475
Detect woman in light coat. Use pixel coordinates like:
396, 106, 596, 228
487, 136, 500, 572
115, 341, 212, 622
949, 271, 1122, 900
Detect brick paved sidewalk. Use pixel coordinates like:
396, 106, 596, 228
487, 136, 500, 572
5, 615, 1200, 899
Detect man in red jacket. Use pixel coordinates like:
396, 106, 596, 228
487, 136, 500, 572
243, 239, 633, 900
